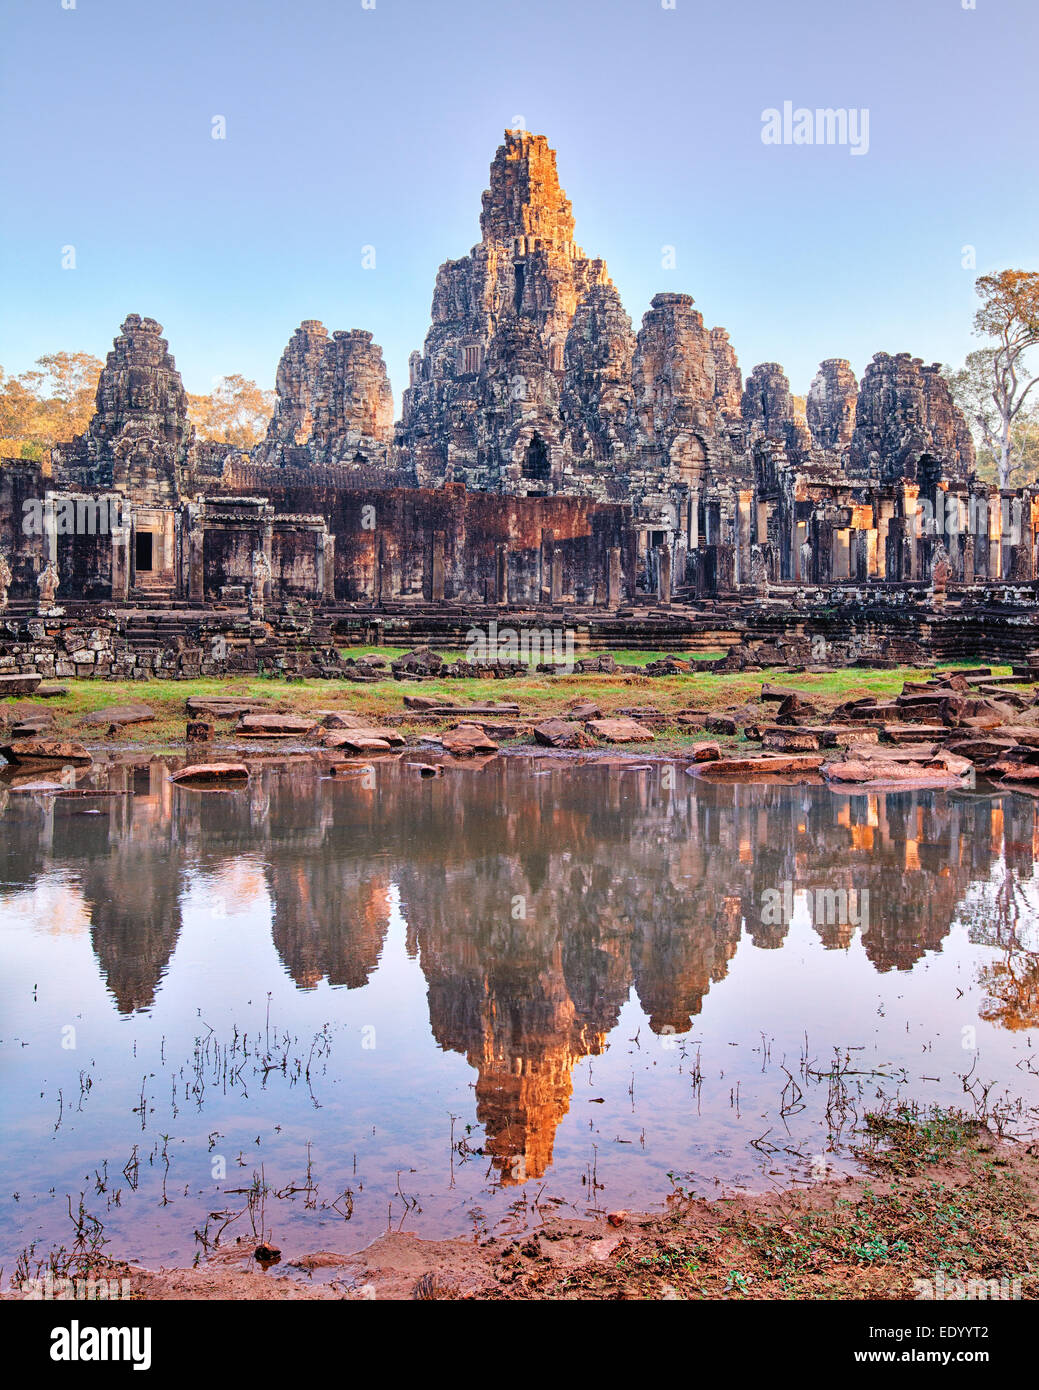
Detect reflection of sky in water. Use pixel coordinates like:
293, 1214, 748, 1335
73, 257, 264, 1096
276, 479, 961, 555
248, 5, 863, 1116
1, 759, 1037, 1271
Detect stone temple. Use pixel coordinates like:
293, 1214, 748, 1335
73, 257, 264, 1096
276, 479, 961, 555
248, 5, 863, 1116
3, 130, 1039, 673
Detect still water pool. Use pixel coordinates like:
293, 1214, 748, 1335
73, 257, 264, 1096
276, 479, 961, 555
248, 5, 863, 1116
1, 753, 1036, 1271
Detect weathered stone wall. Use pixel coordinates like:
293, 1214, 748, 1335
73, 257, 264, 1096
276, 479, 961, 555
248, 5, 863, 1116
0, 461, 45, 597
220, 483, 636, 606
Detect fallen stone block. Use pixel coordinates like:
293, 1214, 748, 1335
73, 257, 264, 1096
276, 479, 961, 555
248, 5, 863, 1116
0, 673, 42, 697
81, 703, 156, 727
324, 729, 400, 752
992, 762, 1039, 783
775, 694, 819, 722
705, 714, 737, 736
564, 700, 601, 720
586, 717, 654, 743
990, 726, 1039, 747
318, 711, 371, 729
694, 754, 825, 780
690, 741, 721, 762
403, 695, 456, 711
823, 758, 968, 786
945, 738, 1019, 765
763, 729, 821, 752
847, 742, 941, 762
441, 723, 499, 756
186, 697, 278, 718
236, 712, 317, 737
172, 762, 250, 785
534, 718, 596, 749
882, 723, 948, 745
0, 738, 92, 767
760, 683, 802, 702
8, 714, 54, 737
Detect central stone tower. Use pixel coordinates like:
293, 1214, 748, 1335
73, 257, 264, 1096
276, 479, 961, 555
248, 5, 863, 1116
398, 130, 624, 493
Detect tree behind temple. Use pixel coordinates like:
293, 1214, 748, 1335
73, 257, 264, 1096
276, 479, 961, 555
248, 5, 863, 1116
0, 351, 103, 459
947, 348, 1039, 486
968, 270, 1039, 488
188, 375, 274, 450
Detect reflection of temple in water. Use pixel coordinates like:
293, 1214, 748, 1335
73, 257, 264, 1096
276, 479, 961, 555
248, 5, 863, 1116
3, 758, 1039, 1169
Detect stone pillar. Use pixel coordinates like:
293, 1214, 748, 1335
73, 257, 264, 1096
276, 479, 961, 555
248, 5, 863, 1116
656, 545, 672, 604
321, 531, 335, 600
495, 543, 508, 605
689, 489, 699, 550
431, 531, 446, 602
540, 528, 554, 605
111, 521, 131, 602
877, 499, 894, 579
43, 494, 58, 568
187, 521, 204, 603
834, 529, 850, 581
736, 490, 753, 586
903, 486, 919, 580
815, 519, 834, 583
990, 495, 1003, 580
607, 547, 623, 607
375, 533, 386, 605
794, 521, 808, 581
864, 529, 878, 577
550, 544, 564, 604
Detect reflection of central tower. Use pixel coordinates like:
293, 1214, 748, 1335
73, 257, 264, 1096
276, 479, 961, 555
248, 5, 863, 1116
469, 941, 608, 1183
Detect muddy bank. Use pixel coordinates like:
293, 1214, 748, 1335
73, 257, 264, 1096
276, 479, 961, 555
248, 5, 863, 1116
9, 1112, 1036, 1301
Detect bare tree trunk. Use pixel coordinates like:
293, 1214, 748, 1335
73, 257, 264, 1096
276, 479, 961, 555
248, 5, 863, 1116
1000, 415, 1012, 489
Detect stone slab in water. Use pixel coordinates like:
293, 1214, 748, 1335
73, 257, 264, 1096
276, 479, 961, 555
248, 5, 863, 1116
171, 763, 249, 785
0, 738, 92, 766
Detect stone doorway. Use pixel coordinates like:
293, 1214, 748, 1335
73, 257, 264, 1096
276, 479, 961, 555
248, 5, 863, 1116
523, 432, 551, 483
135, 532, 153, 572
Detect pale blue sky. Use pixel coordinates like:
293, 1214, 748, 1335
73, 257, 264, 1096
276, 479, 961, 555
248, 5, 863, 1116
1, 0, 1036, 411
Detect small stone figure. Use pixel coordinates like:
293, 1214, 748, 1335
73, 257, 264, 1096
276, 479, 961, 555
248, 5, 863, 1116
799, 538, 814, 584
0, 551, 12, 614
36, 561, 59, 614
930, 541, 952, 597
749, 545, 769, 592
250, 549, 273, 619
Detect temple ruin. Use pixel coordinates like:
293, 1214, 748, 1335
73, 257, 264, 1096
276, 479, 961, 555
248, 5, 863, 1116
3, 129, 1039, 670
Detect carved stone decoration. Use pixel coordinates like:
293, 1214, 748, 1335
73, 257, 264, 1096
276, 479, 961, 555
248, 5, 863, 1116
0, 551, 11, 613
52, 315, 195, 504
250, 549, 273, 619
848, 353, 975, 483
255, 323, 394, 471
37, 561, 60, 613
742, 362, 811, 460
806, 359, 858, 451
631, 293, 729, 485
800, 538, 814, 585
930, 540, 952, 597
750, 544, 769, 592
